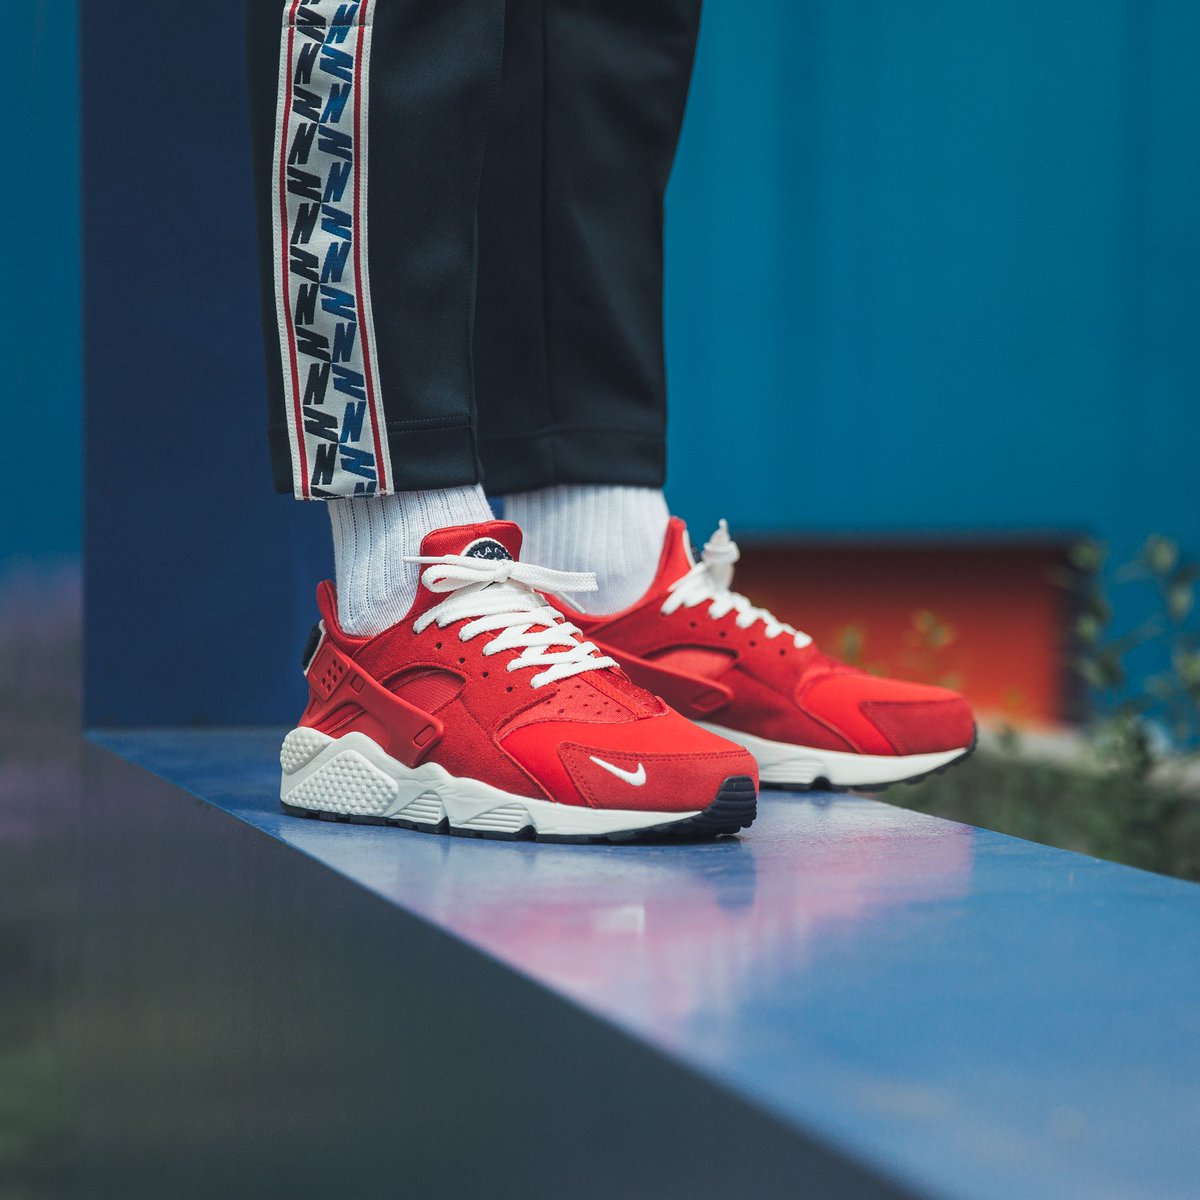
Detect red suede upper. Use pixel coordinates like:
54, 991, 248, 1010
554, 519, 975, 758
297, 521, 757, 812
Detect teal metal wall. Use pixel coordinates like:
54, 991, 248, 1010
2, 1, 80, 563
22, 0, 1199, 725
14, 0, 1200, 569
666, 0, 1200, 567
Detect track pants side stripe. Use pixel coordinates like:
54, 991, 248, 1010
272, 0, 392, 499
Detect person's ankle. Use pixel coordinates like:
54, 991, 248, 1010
502, 484, 668, 615
328, 485, 493, 636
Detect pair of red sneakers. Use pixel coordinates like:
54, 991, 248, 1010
279, 519, 975, 843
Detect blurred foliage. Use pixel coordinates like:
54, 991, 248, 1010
898, 744, 1200, 882
835, 609, 962, 690
1065, 534, 1200, 763
882, 536, 1200, 882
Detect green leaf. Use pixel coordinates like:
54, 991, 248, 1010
1113, 561, 1147, 584
1096, 650, 1124, 688
1172, 650, 1200, 687
835, 624, 864, 668
928, 623, 954, 649
1068, 540, 1105, 572
1110, 617, 1165, 655
1167, 582, 1194, 623
1082, 595, 1113, 626
1143, 535, 1179, 577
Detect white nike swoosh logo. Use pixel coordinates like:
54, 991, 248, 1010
588, 756, 647, 787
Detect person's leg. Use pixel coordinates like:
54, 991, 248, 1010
246, 0, 500, 631
474, 0, 698, 609
472, 1, 976, 786
247, 0, 759, 840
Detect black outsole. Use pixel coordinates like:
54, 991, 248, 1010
759, 727, 979, 795
281, 774, 758, 845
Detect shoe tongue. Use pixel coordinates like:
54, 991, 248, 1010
658, 516, 698, 587
418, 520, 524, 562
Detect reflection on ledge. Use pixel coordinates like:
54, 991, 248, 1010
285, 798, 973, 1048
85, 728, 1200, 1200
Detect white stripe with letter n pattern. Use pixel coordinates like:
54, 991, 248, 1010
271, 0, 391, 499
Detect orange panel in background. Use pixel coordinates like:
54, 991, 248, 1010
730, 541, 1074, 726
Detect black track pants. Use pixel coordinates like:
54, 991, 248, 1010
246, 0, 700, 499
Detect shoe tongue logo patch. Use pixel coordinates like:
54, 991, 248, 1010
462, 537, 512, 562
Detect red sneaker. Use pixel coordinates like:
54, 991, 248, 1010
548, 519, 977, 791
280, 521, 758, 842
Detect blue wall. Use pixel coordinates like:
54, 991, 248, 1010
667, 0, 1200, 563
2, 1, 80, 564
76, 0, 1200, 724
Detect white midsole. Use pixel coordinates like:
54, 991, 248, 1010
279, 728, 701, 837
697, 721, 970, 787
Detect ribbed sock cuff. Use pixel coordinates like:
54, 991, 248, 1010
503, 485, 669, 615
327, 485, 493, 635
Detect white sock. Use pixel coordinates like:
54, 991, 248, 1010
503, 485, 669, 614
328, 485, 493, 635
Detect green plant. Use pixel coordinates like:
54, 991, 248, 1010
888, 535, 1200, 883
833, 609, 961, 688
899, 609, 963, 691
1066, 535, 1200, 777
899, 747, 1200, 881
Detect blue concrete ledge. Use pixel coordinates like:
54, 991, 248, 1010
91, 728, 1200, 1200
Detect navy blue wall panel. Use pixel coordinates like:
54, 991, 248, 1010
82, 0, 329, 724
84, 1, 1200, 724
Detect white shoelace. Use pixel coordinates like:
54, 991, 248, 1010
403, 553, 617, 688
661, 520, 813, 648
